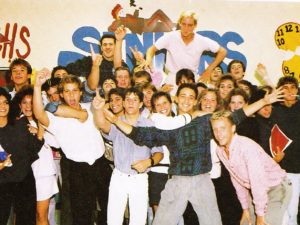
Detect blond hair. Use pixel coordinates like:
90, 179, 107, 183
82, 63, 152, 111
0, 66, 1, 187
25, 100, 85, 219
210, 110, 234, 125
58, 75, 82, 93
178, 10, 198, 25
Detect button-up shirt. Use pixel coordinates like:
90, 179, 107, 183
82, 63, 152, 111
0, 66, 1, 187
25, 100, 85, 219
216, 134, 286, 216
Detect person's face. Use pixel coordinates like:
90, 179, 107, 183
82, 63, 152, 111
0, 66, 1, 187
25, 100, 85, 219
177, 87, 197, 114
178, 76, 194, 86
210, 67, 223, 82
179, 16, 196, 38
60, 83, 82, 109
102, 79, 116, 95
257, 104, 272, 118
0, 96, 9, 118
143, 88, 154, 109
47, 86, 60, 102
109, 94, 123, 115
229, 95, 246, 112
116, 70, 131, 89
11, 65, 30, 86
101, 38, 115, 60
53, 69, 68, 79
133, 76, 149, 86
281, 83, 298, 103
154, 96, 172, 116
219, 80, 234, 99
230, 63, 244, 81
19, 95, 33, 119
237, 83, 251, 97
200, 91, 217, 113
211, 118, 236, 148
123, 93, 142, 115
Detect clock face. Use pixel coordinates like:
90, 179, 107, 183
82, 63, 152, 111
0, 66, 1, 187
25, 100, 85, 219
275, 22, 300, 81
282, 55, 300, 81
275, 22, 300, 52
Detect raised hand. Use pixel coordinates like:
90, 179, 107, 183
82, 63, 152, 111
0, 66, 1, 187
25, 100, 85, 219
90, 44, 103, 66
35, 68, 51, 87
103, 108, 118, 124
263, 87, 284, 104
92, 88, 106, 110
115, 25, 127, 41
129, 45, 145, 63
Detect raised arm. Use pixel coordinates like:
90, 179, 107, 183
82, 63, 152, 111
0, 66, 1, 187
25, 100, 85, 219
33, 69, 50, 127
243, 87, 284, 116
138, 45, 157, 70
104, 109, 169, 148
198, 47, 227, 82
113, 25, 127, 68
87, 44, 103, 91
92, 89, 111, 133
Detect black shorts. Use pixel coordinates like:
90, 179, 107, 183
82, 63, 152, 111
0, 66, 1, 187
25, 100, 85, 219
148, 171, 169, 206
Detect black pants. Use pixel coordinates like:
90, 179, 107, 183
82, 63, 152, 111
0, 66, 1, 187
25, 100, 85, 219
212, 164, 242, 225
68, 156, 112, 225
0, 170, 36, 225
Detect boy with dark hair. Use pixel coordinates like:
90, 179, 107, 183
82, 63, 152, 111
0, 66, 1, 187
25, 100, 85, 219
175, 68, 195, 86
271, 76, 300, 225
8, 58, 32, 98
102, 84, 284, 225
93, 87, 163, 225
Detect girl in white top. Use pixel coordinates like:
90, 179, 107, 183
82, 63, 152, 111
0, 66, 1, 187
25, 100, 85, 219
16, 86, 58, 225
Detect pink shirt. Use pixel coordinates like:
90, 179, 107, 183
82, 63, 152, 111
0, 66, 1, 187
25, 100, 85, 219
216, 134, 286, 216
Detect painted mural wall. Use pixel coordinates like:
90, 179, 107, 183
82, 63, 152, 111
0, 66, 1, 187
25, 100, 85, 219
1, 0, 300, 84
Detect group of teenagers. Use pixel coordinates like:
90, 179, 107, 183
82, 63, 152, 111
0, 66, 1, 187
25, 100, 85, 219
0, 9, 299, 225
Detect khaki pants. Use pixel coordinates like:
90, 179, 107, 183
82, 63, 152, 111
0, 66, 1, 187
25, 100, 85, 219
241, 178, 292, 225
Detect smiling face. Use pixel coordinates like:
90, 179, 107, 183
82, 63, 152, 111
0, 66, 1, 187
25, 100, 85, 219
60, 83, 82, 109
200, 91, 218, 113
211, 117, 236, 148
11, 65, 30, 87
229, 62, 245, 81
153, 95, 172, 116
219, 80, 235, 100
101, 38, 115, 60
0, 96, 9, 119
109, 93, 124, 115
19, 95, 33, 120
281, 83, 298, 104
177, 87, 197, 115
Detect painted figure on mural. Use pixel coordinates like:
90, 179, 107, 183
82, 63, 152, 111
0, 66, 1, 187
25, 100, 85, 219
108, 4, 176, 34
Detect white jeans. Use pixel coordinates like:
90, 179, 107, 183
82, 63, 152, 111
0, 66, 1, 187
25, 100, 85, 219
107, 168, 148, 225
287, 173, 300, 225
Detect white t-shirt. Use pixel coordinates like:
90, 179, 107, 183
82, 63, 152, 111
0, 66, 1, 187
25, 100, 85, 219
46, 103, 105, 165
155, 30, 220, 85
